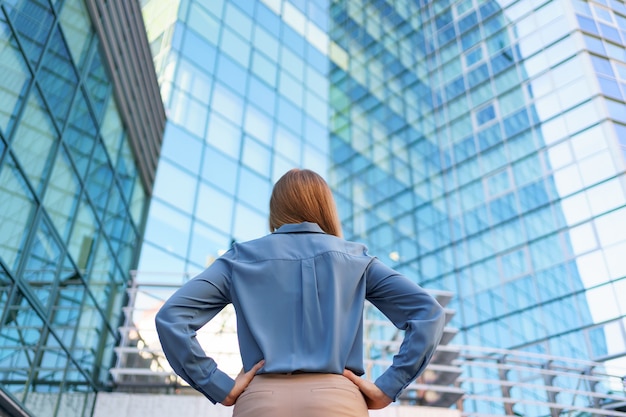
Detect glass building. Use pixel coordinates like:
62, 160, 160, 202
0, 0, 164, 416
119, 0, 626, 416
328, 0, 626, 415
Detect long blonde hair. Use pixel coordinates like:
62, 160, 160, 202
269, 169, 343, 237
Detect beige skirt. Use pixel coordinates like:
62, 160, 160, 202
232, 373, 369, 417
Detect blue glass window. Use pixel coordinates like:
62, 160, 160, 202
458, 11, 478, 33
202, 147, 238, 193
216, 53, 247, 96
224, 3, 253, 37
189, 221, 230, 268
255, 3, 280, 37
152, 161, 197, 214
181, 35, 217, 78
161, 124, 203, 174
196, 183, 234, 233
599, 23, 621, 44
220, 28, 251, 67
281, 24, 306, 57
64, 90, 97, 178
0, 156, 36, 272
476, 104, 496, 125
465, 47, 483, 67
577, 15, 599, 35
67, 196, 97, 271
143, 200, 191, 262
84, 38, 111, 122
39, 26, 78, 127
489, 192, 517, 223
247, 75, 277, 114
251, 50, 278, 87
591, 55, 614, 76
206, 111, 242, 158
518, 181, 549, 211
278, 96, 303, 135
503, 109, 530, 137
279, 70, 304, 105
4, 0, 54, 67
598, 76, 622, 99
44, 148, 80, 242
237, 167, 271, 210
0, 19, 33, 135
11, 88, 58, 195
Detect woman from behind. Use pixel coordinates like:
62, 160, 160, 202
155, 168, 446, 417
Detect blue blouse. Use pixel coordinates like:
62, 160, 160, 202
155, 222, 445, 404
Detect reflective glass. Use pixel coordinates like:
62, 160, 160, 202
0, 156, 36, 272
143, 200, 191, 260
87, 141, 113, 219
233, 199, 268, 242
58, 0, 93, 69
196, 183, 234, 233
0, 288, 44, 400
3, 0, 54, 67
67, 196, 97, 271
21, 217, 62, 310
152, 161, 196, 214
39, 25, 78, 127
201, 147, 238, 193
83, 38, 111, 122
187, 2, 220, 45
100, 98, 123, 169
11, 88, 58, 194
242, 135, 271, 175
161, 123, 203, 173
236, 167, 271, 209
0, 17, 32, 135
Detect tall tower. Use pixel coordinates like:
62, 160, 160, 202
0, 0, 164, 416
329, 0, 626, 415
116, 1, 626, 416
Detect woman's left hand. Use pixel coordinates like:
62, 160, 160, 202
221, 360, 265, 406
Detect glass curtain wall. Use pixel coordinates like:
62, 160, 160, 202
328, 0, 626, 415
135, 0, 331, 376
0, 1, 149, 416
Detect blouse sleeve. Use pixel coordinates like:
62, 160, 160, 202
154, 257, 235, 404
365, 258, 445, 401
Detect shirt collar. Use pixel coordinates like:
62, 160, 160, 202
273, 222, 326, 234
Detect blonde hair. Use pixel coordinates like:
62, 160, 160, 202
269, 169, 342, 237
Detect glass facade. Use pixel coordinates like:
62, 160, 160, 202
131, 0, 626, 415
137, 0, 331, 278
0, 0, 162, 416
130, 0, 332, 379
329, 0, 626, 415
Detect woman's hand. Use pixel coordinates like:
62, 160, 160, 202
343, 369, 393, 410
221, 360, 265, 406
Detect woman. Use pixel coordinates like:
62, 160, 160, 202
155, 168, 445, 416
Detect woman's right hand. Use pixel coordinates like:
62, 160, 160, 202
343, 369, 392, 410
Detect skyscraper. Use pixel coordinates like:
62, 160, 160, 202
0, 0, 164, 416
328, 0, 626, 414
122, 0, 625, 416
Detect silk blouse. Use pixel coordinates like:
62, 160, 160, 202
155, 222, 445, 404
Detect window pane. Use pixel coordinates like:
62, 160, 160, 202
44, 149, 80, 242
12, 89, 58, 194
0, 18, 32, 135
68, 197, 97, 271
0, 156, 36, 271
